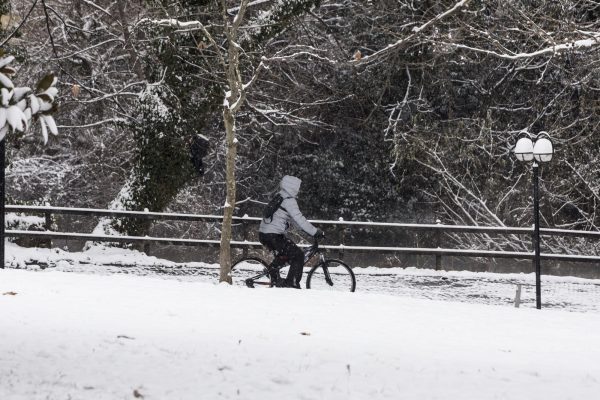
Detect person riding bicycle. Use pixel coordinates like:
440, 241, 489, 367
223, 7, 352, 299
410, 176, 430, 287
259, 175, 325, 289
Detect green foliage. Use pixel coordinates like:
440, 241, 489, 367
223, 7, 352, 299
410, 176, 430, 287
110, 0, 327, 235
113, 84, 197, 236
36, 73, 55, 93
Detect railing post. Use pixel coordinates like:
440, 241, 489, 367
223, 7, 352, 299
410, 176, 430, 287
143, 207, 151, 255
338, 217, 345, 259
44, 207, 53, 249
242, 216, 249, 259
435, 219, 442, 270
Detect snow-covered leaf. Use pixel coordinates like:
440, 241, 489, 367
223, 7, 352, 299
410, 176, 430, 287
6, 105, 27, 132
0, 72, 14, 89
29, 95, 40, 115
42, 115, 58, 136
39, 116, 48, 144
16, 99, 26, 111
13, 87, 31, 102
0, 126, 7, 141
0, 107, 6, 129
38, 97, 52, 112
0, 56, 15, 69
1, 87, 12, 106
41, 87, 58, 100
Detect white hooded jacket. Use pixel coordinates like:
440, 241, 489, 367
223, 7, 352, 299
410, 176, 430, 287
258, 175, 318, 236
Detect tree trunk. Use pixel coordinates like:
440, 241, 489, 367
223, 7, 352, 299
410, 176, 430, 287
219, 108, 237, 283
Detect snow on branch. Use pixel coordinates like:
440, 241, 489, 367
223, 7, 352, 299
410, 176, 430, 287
81, 0, 112, 17
57, 118, 127, 129
137, 18, 226, 69
227, 0, 270, 15
354, 0, 472, 65
264, 51, 337, 65
444, 35, 600, 60
136, 18, 205, 31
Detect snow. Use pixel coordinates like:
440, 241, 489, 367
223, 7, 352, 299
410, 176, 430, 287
4, 242, 600, 312
2, 243, 600, 399
5, 213, 45, 230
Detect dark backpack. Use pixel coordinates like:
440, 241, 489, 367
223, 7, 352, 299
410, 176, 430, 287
263, 193, 287, 222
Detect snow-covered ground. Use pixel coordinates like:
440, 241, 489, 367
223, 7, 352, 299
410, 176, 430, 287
2, 243, 600, 399
5, 242, 600, 312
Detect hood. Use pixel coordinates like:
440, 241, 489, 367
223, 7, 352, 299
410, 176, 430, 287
280, 175, 302, 197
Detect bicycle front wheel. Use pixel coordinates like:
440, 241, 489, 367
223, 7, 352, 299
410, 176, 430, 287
306, 259, 356, 292
230, 257, 272, 288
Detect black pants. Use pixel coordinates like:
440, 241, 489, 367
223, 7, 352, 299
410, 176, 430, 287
258, 233, 304, 285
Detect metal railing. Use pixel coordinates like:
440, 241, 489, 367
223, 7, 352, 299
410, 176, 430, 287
4, 204, 600, 266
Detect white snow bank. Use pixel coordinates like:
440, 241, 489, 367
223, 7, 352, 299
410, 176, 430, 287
4, 241, 216, 271
1, 269, 600, 400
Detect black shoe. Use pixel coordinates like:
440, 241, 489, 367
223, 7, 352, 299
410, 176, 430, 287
275, 278, 293, 288
275, 278, 302, 289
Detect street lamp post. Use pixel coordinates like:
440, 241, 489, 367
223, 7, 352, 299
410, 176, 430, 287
514, 130, 554, 310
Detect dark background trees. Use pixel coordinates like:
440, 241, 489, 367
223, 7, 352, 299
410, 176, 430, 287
4, 0, 600, 258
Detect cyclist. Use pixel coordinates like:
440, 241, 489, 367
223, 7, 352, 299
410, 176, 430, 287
259, 175, 324, 289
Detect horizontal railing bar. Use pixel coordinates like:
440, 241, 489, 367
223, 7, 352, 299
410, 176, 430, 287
9, 204, 599, 237
5, 205, 226, 223
539, 227, 600, 239
6, 230, 600, 263
5, 230, 256, 248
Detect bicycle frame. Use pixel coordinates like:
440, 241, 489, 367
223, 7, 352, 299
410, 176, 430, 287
245, 240, 330, 288
302, 242, 334, 286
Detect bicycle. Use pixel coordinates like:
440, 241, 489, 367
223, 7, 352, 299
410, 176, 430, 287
230, 239, 356, 292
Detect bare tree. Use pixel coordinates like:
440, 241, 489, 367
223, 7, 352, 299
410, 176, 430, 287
349, 0, 600, 254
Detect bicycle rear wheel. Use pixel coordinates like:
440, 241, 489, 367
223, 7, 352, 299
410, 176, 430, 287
230, 257, 272, 288
306, 259, 356, 292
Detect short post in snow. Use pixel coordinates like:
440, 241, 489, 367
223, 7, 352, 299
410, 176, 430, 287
513, 130, 554, 310
514, 284, 522, 308
435, 219, 442, 271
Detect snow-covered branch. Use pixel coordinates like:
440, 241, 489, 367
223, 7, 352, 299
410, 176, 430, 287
137, 18, 204, 31
57, 118, 127, 129
354, 0, 472, 65
137, 17, 227, 70
81, 0, 112, 16
444, 35, 600, 59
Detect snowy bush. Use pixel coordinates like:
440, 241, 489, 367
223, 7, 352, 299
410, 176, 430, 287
5, 210, 53, 248
0, 52, 59, 144
5, 212, 45, 231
